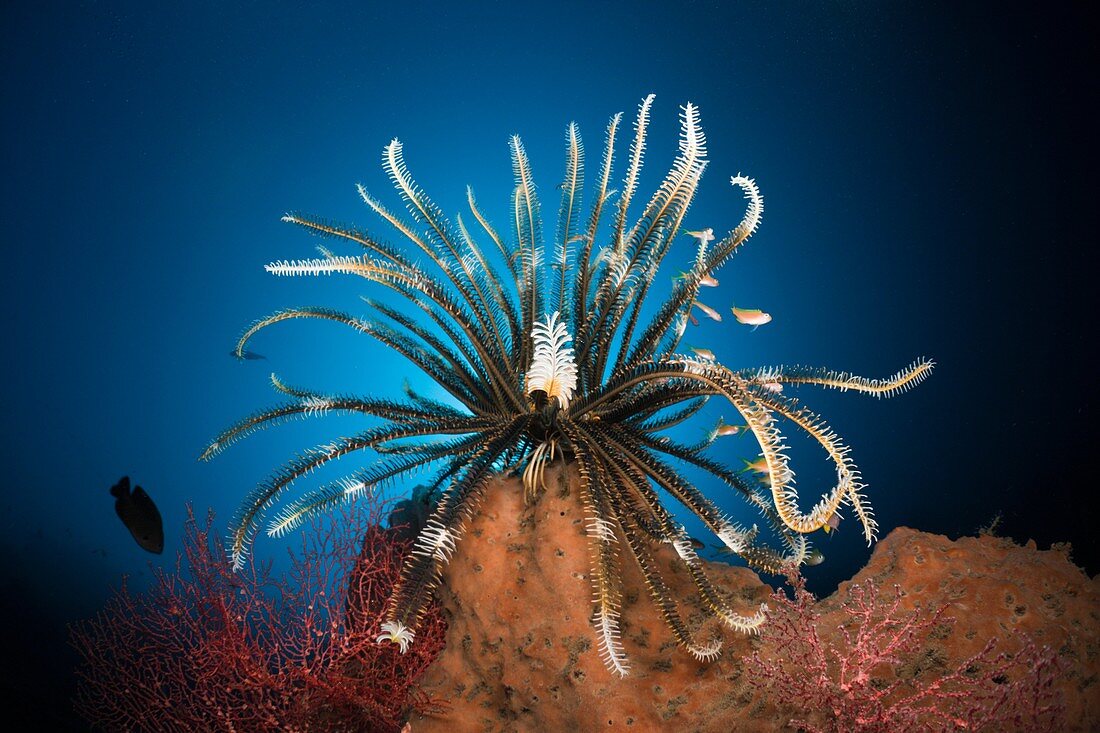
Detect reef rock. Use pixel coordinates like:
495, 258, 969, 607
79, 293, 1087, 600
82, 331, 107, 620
410, 464, 1099, 731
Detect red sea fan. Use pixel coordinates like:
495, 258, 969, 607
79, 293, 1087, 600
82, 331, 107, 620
747, 570, 1064, 732
69, 499, 446, 732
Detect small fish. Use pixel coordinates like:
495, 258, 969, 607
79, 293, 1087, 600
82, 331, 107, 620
760, 381, 784, 393
805, 547, 825, 566
708, 418, 745, 441
739, 457, 770, 475
731, 306, 772, 329
689, 536, 705, 550
693, 301, 722, 322
688, 313, 700, 327
566, 234, 588, 244
822, 513, 842, 534
684, 228, 715, 247
689, 346, 716, 362
110, 476, 164, 554
672, 272, 719, 288
231, 349, 267, 361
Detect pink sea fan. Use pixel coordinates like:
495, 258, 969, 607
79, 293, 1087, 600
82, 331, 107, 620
747, 570, 1063, 732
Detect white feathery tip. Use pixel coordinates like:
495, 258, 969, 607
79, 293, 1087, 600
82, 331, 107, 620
526, 312, 578, 410
376, 621, 415, 653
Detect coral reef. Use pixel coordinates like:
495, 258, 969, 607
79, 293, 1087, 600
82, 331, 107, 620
69, 501, 445, 732
409, 464, 1098, 732
204, 95, 931, 673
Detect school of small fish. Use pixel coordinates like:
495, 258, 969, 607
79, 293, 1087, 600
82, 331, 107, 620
679, 230, 798, 535
678, 230, 774, 365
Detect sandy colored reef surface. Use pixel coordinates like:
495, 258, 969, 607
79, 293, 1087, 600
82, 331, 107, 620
407, 464, 1098, 732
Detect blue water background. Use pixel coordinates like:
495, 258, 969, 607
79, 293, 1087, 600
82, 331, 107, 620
1, 1, 1091, 721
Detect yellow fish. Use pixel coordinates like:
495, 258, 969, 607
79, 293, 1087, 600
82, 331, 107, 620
672, 272, 719, 287
739, 456, 770, 475
684, 228, 715, 247
689, 346, 716, 362
708, 418, 746, 441
731, 305, 772, 329
693, 301, 722, 322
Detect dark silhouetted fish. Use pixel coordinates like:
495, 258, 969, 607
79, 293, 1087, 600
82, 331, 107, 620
110, 476, 164, 554
230, 349, 267, 360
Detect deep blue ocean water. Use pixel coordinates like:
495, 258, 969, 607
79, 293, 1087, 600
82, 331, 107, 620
1, 2, 1092, 726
